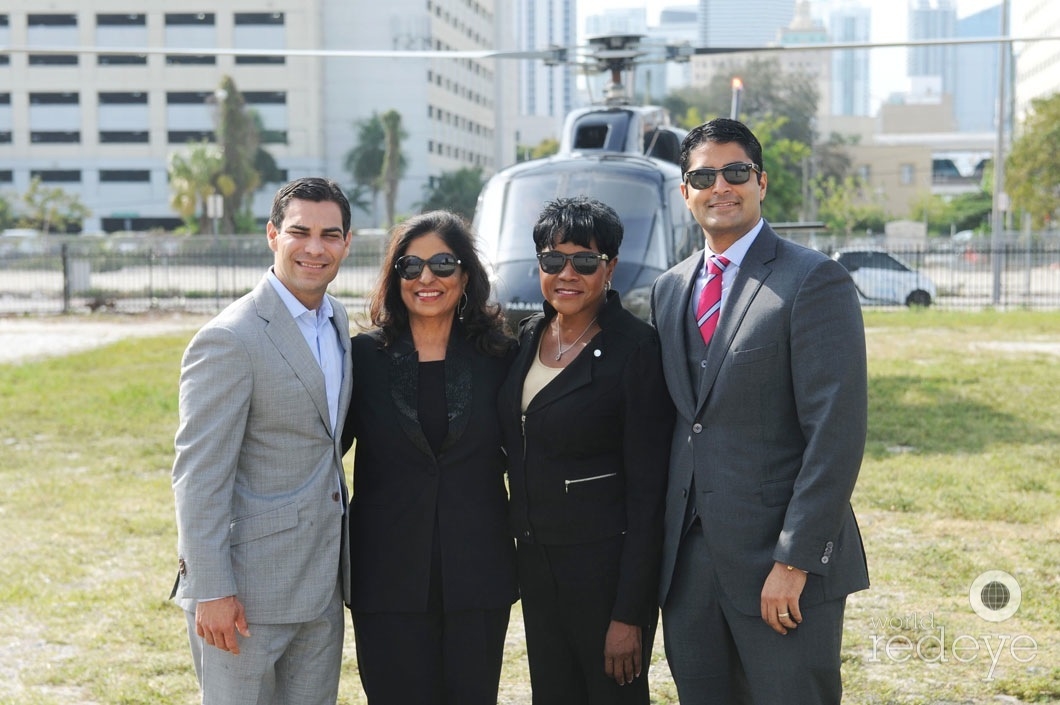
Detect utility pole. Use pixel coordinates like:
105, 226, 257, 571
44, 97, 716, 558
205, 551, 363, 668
990, 0, 1011, 305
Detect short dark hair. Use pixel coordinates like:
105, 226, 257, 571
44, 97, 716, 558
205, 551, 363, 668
368, 210, 512, 356
269, 177, 352, 235
531, 196, 624, 260
679, 118, 764, 178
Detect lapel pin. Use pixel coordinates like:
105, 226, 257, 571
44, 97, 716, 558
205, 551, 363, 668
593, 349, 602, 357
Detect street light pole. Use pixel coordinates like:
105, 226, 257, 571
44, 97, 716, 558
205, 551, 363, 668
990, 0, 1011, 305
730, 77, 743, 120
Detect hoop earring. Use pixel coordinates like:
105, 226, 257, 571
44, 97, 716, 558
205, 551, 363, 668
457, 291, 469, 321
604, 280, 612, 293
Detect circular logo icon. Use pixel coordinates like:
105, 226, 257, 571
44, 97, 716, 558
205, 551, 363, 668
969, 570, 1021, 622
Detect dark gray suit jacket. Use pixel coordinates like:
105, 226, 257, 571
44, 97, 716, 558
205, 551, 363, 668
650, 223, 869, 616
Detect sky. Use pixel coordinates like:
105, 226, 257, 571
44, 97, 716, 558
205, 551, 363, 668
576, 0, 1005, 111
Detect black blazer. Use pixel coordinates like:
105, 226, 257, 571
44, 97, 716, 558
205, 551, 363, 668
342, 327, 518, 613
498, 291, 674, 625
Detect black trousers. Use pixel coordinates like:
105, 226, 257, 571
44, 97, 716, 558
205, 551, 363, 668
517, 537, 656, 705
352, 605, 510, 705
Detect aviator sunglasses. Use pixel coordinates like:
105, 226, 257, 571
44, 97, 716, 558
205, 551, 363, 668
537, 250, 610, 275
683, 162, 760, 190
394, 253, 461, 280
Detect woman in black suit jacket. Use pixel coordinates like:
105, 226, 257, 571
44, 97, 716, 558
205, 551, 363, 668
497, 197, 675, 705
342, 211, 517, 705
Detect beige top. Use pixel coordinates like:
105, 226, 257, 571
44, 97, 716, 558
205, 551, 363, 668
521, 335, 563, 412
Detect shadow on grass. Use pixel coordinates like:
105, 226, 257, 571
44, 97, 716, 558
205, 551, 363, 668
864, 374, 1060, 458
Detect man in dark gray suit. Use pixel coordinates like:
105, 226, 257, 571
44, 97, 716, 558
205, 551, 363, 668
650, 118, 869, 705
172, 177, 353, 704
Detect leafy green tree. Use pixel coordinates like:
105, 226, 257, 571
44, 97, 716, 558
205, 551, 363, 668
516, 137, 560, 163
215, 76, 262, 233
419, 168, 485, 220
751, 116, 810, 223
0, 192, 17, 230
344, 114, 386, 224
815, 175, 887, 237
1006, 93, 1060, 227
380, 110, 408, 227
664, 57, 819, 145
18, 177, 91, 234
168, 141, 224, 234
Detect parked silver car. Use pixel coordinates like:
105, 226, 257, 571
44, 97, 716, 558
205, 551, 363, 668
832, 249, 936, 307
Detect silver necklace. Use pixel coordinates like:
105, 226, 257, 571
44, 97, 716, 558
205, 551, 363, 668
554, 316, 598, 360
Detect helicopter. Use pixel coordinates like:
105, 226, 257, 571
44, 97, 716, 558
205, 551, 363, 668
472, 33, 700, 326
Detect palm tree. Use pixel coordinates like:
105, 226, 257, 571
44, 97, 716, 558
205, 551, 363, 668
167, 141, 223, 233
344, 114, 386, 224
380, 110, 408, 227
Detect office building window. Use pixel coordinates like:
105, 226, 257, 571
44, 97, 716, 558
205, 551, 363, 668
32, 170, 81, 183
0, 14, 7, 65
169, 130, 215, 143
99, 92, 148, 105
30, 92, 79, 105
1, 93, 11, 142
99, 170, 151, 183
165, 13, 216, 65
100, 131, 149, 143
98, 14, 148, 65
0, 170, 12, 183
234, 12, 285, 65
31, 132, 81, 143
28, 13, 79, 66
900, 163, 915, 185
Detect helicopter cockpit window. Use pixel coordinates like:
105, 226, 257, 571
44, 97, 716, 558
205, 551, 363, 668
492, 172, 665, 269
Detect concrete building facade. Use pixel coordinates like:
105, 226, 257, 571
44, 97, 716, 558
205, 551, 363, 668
0, 0, 511, 232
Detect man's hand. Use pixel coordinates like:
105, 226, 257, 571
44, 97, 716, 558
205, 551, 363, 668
604, 620, 642, 685
760, 562, 807, 635
195, 596, 251, 654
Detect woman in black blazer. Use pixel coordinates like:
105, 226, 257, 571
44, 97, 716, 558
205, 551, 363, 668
342, 211, 517, 705
497, 197, 675, 705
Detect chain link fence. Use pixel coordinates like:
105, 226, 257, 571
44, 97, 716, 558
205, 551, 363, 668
2, 232, 1059, 316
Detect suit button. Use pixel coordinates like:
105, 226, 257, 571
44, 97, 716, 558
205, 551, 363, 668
692, 423, 703, 433
332, 492, 340, 502
821, 556, 830, 564
700, 359, 708, 368
681, 488, 688, 498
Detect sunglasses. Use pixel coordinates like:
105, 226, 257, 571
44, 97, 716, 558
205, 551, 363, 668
394, 253, 461, 280
683, 162, 760, 190
537, 250, 610, 275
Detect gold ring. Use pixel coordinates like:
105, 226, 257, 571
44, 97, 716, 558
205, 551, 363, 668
778, 612, 790, 618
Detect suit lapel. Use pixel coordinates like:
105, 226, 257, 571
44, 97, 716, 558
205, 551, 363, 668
657, 253, 702, 417
515, 315, 595, 414
694, 227, 779, 413
255, 280, 332, 434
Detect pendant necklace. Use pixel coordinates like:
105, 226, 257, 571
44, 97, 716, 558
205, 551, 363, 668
554, 316, 598, 360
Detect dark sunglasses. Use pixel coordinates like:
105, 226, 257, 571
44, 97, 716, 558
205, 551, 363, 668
683, 162, 760, 190
394, 253, 461, 280
537, 250, 610, 275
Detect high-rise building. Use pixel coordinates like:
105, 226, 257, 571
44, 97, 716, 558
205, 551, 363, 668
513, 0, 576, 148
1013, 0, 1060, 123
908, 0, 957, 98
954, 4, 1002, 133
0, 0, 509, 232
698, 0, 794, 47
827, 2, 871, 116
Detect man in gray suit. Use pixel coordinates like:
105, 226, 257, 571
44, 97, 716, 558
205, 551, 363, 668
172, 177, 353, 704
650, 119, 869, 705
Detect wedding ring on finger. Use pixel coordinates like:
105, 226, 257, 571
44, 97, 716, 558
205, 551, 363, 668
778, 612, 790, 618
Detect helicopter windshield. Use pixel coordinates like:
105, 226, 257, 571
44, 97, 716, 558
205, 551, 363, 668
482, 171, 665, 268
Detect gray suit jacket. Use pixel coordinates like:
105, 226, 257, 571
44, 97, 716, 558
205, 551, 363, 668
651, 223, 869, 616
172, 275, 352, 623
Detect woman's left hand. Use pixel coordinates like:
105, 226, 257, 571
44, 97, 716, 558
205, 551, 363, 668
604, 620, 642, 685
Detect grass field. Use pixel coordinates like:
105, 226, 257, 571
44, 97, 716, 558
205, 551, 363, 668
0, 309, 1057, 704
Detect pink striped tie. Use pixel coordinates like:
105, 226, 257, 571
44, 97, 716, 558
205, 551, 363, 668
695, 255, 730, 345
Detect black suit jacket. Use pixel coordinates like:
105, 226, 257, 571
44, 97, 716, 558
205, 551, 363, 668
498, 291, 674, 626
342, 327, 518, 613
